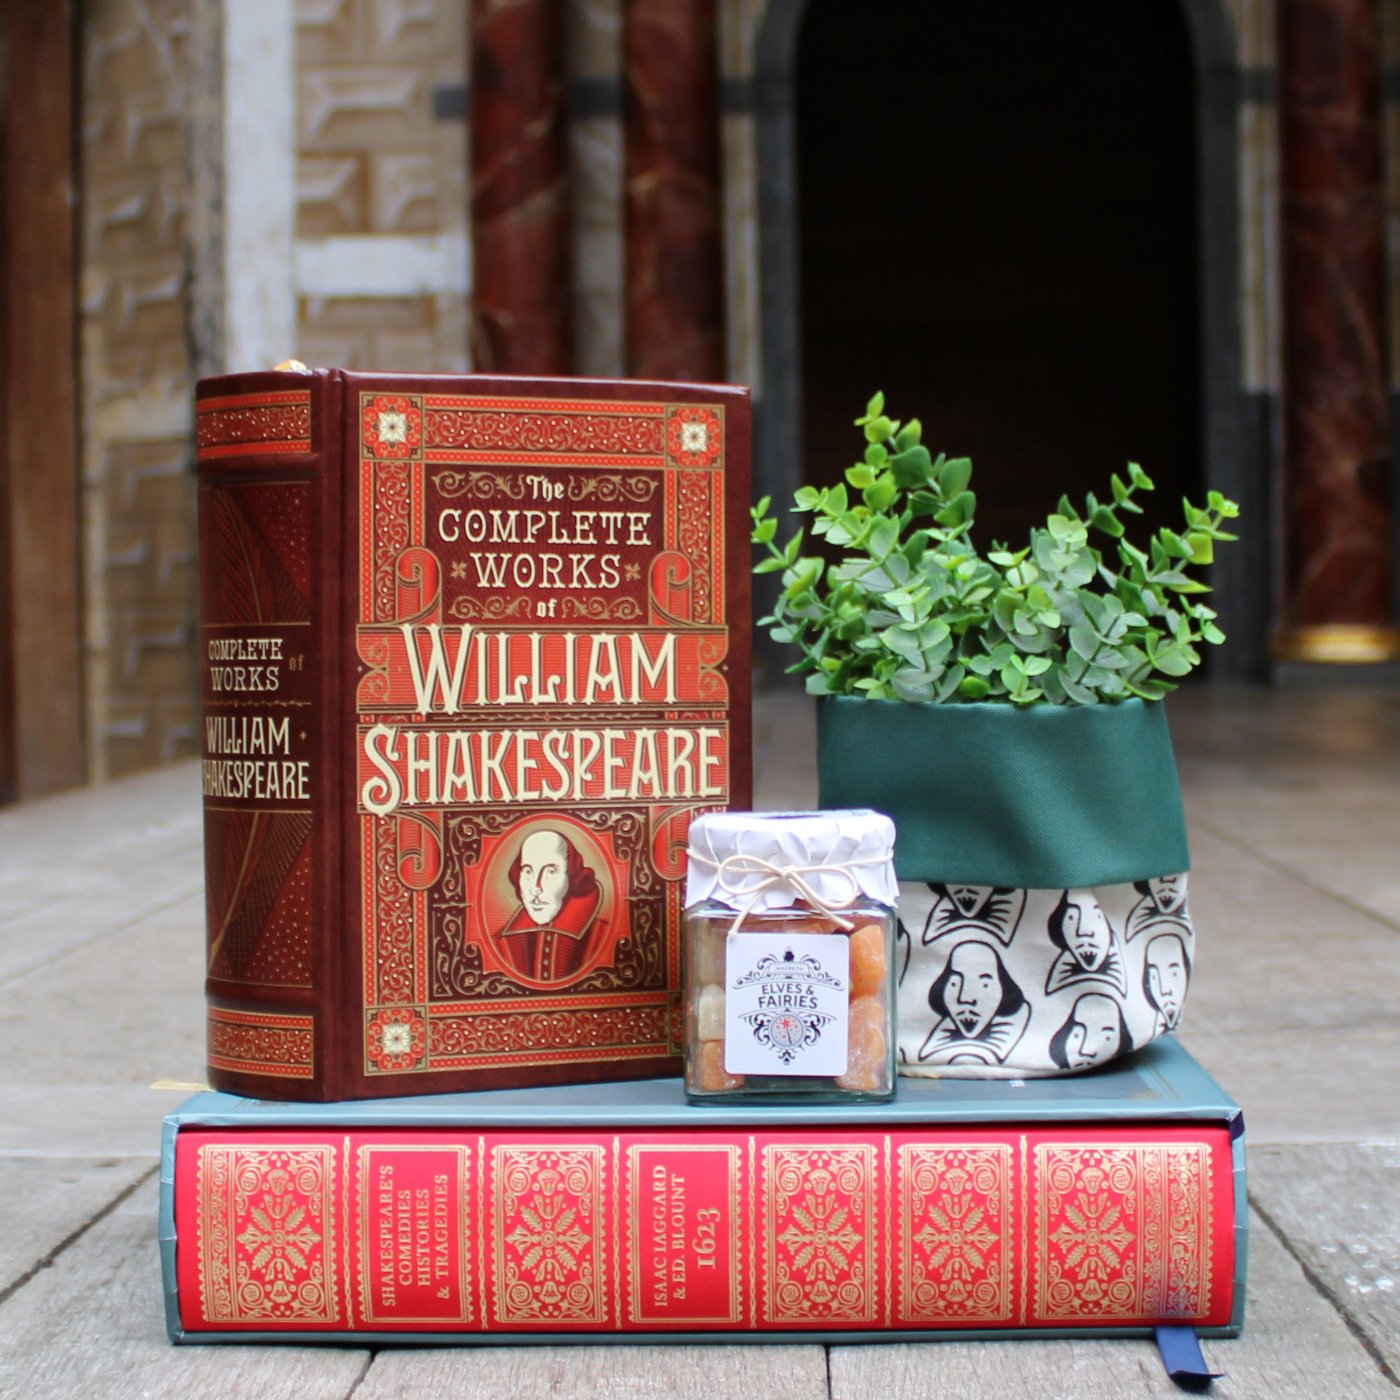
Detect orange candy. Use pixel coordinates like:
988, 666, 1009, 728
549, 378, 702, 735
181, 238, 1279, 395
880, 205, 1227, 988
694, 1038, 745, 1093
694, 918, 728, 987
696, 983, 726, 1041
848, 921, 888, 999
836, 995, 888, 1092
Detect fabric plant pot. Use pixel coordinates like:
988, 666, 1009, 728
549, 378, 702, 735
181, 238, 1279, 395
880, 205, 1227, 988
817, 695, 1195, 1078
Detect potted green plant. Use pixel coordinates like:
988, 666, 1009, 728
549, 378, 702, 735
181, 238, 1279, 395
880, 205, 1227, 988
751, 393, 1239, 1078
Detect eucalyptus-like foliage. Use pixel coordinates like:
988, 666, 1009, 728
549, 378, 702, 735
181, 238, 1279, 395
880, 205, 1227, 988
752, 393, 1240, 705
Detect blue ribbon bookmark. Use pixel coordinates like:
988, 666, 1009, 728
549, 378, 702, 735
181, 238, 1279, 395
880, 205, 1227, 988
1155, 1326, 1223, 1391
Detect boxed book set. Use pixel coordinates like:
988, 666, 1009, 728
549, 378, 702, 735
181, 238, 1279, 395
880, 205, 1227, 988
162, 367, 1245, 1353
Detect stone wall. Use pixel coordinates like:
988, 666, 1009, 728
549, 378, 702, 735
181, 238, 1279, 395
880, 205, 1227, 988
67, 0, 1400, 781
293, 0, 469, 371
79, 0, 199, 781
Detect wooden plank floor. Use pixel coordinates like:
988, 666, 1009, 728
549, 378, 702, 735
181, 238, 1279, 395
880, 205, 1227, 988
1, 686, 1397, 1398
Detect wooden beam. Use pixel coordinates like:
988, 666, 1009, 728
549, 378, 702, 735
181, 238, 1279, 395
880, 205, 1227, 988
0, 0, 83, 800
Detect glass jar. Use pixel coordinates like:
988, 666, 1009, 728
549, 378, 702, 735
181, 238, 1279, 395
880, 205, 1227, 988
683, 810, 898, 1103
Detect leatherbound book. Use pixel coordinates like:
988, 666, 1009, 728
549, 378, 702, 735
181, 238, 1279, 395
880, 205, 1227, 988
159, 1037, 1245, 1343
196, 369, 751, 1100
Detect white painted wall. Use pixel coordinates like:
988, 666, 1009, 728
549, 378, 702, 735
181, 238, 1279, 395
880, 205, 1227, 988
223, 0, 297, 372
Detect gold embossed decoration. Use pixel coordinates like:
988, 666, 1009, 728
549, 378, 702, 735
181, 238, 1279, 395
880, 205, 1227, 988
491, 1145, 607, 1326
763, 1143, 878, 1325
1032, 1141, 1212, 1324
195, 1144, 340, 1325
900, 1143, 1013, 1324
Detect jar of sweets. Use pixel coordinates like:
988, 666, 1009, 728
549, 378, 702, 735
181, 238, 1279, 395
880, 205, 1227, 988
683, 809, 898, 1102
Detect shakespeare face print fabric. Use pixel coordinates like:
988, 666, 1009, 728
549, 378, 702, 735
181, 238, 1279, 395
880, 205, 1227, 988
896, 876, 1194, 1078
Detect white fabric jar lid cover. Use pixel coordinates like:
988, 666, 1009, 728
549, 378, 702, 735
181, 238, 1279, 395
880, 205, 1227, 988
685, 809, 898, 915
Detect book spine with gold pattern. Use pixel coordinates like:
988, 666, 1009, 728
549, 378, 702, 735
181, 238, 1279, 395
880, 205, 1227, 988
197, 370, 343, 1096
171, 1123, 1237, 1338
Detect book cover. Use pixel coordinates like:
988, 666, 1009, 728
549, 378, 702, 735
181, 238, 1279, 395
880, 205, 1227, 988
160, 1037, 1246, 1344
196, 369, 752, 1101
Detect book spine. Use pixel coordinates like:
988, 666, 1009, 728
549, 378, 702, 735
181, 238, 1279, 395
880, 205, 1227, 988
196, 370, 342, 1098
173, 1122, 1235, 1336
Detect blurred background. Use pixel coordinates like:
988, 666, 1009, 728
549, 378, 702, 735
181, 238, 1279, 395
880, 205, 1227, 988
2, 0, 1398, 804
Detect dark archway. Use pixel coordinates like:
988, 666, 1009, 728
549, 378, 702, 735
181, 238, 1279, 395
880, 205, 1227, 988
756, 0, 1256, 677
799, 0, 1199, 546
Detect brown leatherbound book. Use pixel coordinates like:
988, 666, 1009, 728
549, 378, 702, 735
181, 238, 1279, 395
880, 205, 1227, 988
196, 369, 751, 1100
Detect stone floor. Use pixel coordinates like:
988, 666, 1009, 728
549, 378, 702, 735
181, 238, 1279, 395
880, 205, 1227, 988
0, 685, 1397, 1398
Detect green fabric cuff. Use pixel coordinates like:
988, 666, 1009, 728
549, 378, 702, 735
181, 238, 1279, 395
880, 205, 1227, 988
816, 695, 1190, 889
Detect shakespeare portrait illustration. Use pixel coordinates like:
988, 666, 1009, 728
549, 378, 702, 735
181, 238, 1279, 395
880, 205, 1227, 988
1143, 931, 1191, 1035
1125, 873, 1192, 943
1044, 889, 1128, 996
918, 883, 1026, 947
918, 940, 1031, 1066
491, 826, 607, 985
1048, 992, 1133, 1071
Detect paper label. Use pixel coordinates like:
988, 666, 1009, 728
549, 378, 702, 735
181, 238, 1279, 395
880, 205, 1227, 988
724, 933, 850, 1076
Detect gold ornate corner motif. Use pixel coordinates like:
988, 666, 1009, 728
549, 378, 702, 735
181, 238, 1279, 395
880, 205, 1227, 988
491, 1144, 607, 1325
364, 1004, 430, 1075
763, 1143, 878, 1325
196, 1143, 340, 1325
899, 1143, 1014, 1325
1033, 1142, 1212, 1323
663, 404, 725, 470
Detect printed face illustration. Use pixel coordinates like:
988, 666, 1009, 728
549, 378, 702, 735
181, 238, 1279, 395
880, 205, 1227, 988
515, 829, 571, 926
1065, 994, 1124, 1069
1148, 874, 1187, 913
1062, 898, 1112, 969
948, 886, 987, 918
945, 941, 1002, 1038
1145, 934, 1189, 1021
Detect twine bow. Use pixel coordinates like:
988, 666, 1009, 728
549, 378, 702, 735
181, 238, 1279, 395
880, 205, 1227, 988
692, 851, 890, 938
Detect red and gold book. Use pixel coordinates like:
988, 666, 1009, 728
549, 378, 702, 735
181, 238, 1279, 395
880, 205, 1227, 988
160, 1039, 1244, 1342
196, 369, 751, 1100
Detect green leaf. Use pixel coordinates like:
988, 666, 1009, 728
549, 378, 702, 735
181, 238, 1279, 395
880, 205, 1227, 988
891, 670, 935, 702
1068, 626, 1100, 663
880, 625, 921, 659
959, 674, 992, 700
865, 474, 898, 512
938, 457, 973, 498
1151, 642, 1196, 677
1058, 672, 1099, 705
1127, 461, 1154, 491
936, 666, 966, 702
868, 515, 899, 559
1159, 529, 1193, 560
1089, 505, 1125, 538
935, 490, 976, 529
895, 419, 923, 450
1186, 531, 1214, 564
889, 444, 935, 488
